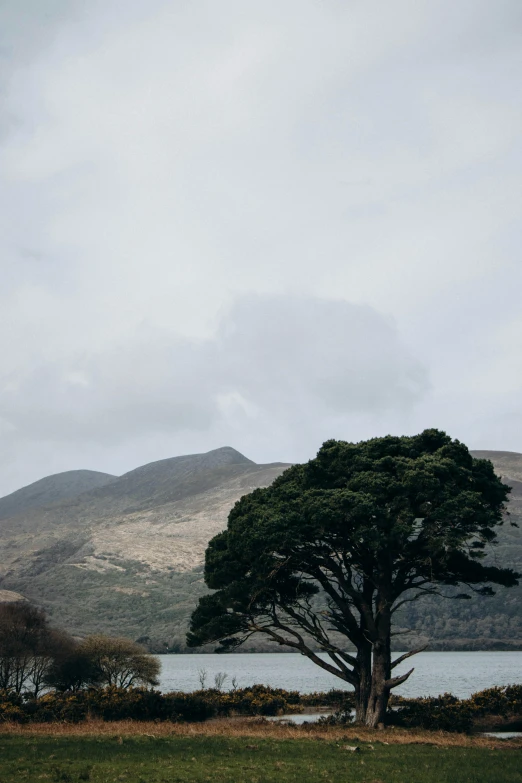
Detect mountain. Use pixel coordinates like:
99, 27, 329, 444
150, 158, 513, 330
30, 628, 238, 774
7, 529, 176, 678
392, 450, 522, 651
0, 447, 290, 648
0, 470, 117, 520
0, 447, 520, 651
471, 451, 522, 482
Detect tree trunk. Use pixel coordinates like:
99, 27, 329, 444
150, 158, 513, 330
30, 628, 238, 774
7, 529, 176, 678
364, 640, 390, 727
354, 639, 372, 722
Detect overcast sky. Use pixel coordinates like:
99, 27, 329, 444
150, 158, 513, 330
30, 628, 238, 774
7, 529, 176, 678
1, 0, 521, 495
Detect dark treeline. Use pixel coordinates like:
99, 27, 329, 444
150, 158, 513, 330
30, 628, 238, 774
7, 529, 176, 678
0, 601, 159, 696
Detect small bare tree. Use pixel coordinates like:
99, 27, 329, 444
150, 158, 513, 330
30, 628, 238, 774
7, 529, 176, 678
197, 668, 208, 689
214, 671, 228, 690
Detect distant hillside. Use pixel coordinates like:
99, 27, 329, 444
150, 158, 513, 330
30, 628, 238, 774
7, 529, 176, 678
0, 447, 519, 652
0, 470, 117, 520
76, 446, 257, 515
0, 447, 290, 646
471, 450, 522, 483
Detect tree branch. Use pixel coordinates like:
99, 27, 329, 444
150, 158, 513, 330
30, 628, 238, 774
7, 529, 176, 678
249, 615, 358, 687
390, 645, 428, 670
385, 667, 414, 690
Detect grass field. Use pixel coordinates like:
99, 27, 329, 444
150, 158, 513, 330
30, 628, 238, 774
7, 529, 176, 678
0, 725, 521, 783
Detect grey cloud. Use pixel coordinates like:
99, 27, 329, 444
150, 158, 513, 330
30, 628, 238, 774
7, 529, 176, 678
0, 333, 217, 442
217, 296, 427, 415
0, 0, 520, 493
0, 295, 427, 448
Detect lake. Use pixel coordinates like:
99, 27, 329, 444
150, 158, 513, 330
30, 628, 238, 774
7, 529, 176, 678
157, 651, 522, 699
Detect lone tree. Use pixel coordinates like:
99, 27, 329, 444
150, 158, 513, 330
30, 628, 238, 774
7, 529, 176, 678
188, 430, 519, 727
44, 640, 104, 693
79, 636, 160, 689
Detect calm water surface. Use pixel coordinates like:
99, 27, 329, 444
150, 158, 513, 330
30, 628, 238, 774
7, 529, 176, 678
157, 651, 521, 699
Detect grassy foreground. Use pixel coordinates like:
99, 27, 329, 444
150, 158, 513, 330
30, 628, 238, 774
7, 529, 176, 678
0, 725, 521, 783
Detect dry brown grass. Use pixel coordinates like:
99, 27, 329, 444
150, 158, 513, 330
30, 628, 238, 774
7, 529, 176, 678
1, 717, 521, 750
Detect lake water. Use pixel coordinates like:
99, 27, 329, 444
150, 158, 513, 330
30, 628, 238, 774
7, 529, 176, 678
157, 651, 522, 699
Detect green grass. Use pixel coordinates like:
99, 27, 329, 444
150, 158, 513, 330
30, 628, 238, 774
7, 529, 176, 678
0, 735, 520, 783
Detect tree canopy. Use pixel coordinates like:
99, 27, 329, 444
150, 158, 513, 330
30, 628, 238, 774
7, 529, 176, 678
46, 635, 160, 691
79, 635, 160, 689
0, 601, 68, 697
188, 429, 520, 726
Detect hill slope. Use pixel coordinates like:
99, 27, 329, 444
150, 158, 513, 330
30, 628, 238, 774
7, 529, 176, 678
0, 470, 117, 520
471, 450, 522, 482
0, 448, 289, 647
0, 448, 519, 651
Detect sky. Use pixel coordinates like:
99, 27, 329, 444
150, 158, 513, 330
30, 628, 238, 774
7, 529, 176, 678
0, 0, 521, 495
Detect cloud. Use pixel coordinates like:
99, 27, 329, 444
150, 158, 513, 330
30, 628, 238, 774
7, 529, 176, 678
0, 0, 521, 492
0, 294, 428, 447
217, 296, 426, 416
